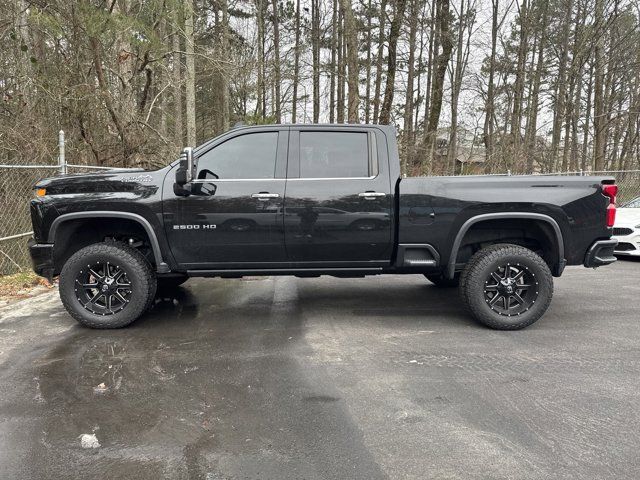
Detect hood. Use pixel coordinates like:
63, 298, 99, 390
35, 167, 167, 196
615, 207, 640, 226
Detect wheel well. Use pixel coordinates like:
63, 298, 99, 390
52, 218, 155, 274
453, 219, 560, 271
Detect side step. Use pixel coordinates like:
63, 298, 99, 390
395, 244, 440, 268
187, 267, 384, 278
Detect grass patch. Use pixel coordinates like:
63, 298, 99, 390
0, 271, 51, 298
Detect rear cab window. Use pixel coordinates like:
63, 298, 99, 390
297, 131, 377, 179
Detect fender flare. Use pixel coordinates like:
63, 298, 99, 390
446, 212, 565, 279
48, 211, 170, 273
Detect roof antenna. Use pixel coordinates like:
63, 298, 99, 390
231, 121, 245, 130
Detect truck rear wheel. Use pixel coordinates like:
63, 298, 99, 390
59, 242, 157, 329
459, 244, 553, 330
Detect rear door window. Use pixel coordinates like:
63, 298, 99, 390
299, 132, 371, 179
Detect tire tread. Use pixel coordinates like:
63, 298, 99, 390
459, 243, 553, 330
59, 242, 156, 328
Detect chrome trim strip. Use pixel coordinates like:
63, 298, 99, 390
287, 176, 378, 181
251, 193, 280, 199
358, 192, 386, 197
190, 178, 284, 183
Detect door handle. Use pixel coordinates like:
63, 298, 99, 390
358, 191, 386, 200
251, 192, 280, 201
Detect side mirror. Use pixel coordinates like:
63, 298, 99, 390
174, 147, 195, 196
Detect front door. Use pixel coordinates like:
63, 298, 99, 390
163, 128, 288, 268
283, 128, 393, 264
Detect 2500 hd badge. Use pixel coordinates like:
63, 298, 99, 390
173, 224, 217, 230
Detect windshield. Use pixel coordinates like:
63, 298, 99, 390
621, 197, 640, 208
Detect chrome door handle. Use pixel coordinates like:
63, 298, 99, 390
251, 192, 280, 200
358, 191, 386, 200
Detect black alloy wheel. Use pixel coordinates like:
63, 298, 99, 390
75, 261, 133, 315
60, 242, 156, 328
460, 244, 553, 330
483, 263, 538, 317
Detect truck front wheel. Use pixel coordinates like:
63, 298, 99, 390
59, 242, 157, 328
459, 244, 553, 330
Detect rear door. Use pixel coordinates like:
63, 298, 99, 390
283, 127, 393, 264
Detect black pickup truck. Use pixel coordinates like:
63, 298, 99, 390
29, 124, 618, 330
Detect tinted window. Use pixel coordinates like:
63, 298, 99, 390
299, 132, 370, 178
623, 197, 640, 208
197, 132, 278, 179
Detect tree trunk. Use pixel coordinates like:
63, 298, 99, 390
593, 0, 605, 170
379, 0, 407, 124
582, 61, 594, 171
172, 15, 183, 148
372, 0, 387, 123
550, 0, 573, 171
403, 0, 419, 174
509, 0, 529, 158
256, 0, 266, 118
337, 6, 345, 123
483, 0, 498, 171
341, 0, 360, 122
312, 0, 321, 122
271, 0, 281, 123
185, 0, 196, 147
292, 0, 301, 122
421, 0, 453, 171
523, 1, 548, 173
447, 0, 472, 175
220, 0, 230, 131
364, 0, 373, 123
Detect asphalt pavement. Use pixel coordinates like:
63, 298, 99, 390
1, 259, 639, 479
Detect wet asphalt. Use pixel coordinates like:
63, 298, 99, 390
0, 260, 639, 480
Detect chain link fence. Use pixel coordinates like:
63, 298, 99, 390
0, 162, 132, 275
1, 160, 639, 275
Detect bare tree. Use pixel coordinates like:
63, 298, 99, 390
341, 0, 360, 122
185, 0, 196, 146
379, 0, 407, 124
421, 0, 453, 170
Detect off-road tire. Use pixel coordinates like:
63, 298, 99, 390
59, 242, 157, 328
425, 273, 460, 288
157, 275, 189, 290
459, 244, 553, 330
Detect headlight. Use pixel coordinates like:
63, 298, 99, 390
35, 188, 46, 197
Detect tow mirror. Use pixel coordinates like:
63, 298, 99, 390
174, 147, 195, 196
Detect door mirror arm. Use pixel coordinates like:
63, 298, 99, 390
174, 147, 196, 196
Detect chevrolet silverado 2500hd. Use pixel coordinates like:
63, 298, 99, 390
28, 124, 618, 329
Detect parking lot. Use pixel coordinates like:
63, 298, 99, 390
1, 259, 639, 479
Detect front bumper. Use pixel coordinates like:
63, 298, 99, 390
613, 230, 640, 256
584, 239, 618, 268
28, 238, 54, 280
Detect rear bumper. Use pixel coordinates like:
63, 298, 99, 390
584, 239, 618, 268
28, 238, 54, 281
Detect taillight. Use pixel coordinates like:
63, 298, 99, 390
602, 184, 618, 227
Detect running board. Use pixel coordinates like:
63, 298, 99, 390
187, 267, 385, 278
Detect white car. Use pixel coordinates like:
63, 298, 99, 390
613, 196, 640, 256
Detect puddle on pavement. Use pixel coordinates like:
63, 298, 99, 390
0, 278, 387, 480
